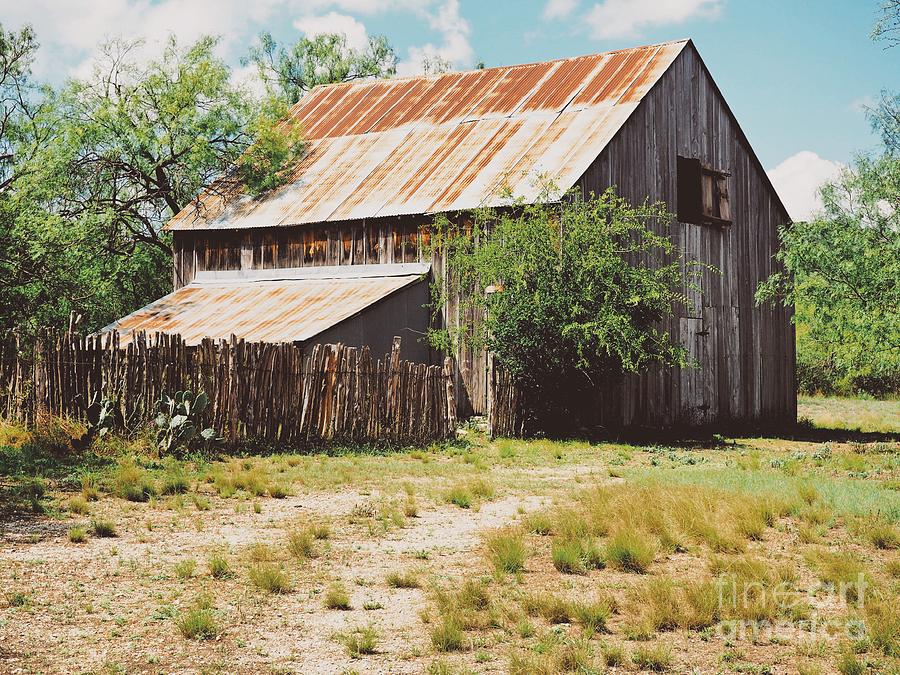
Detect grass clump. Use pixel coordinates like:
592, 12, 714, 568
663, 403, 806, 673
605, 529, 654, 573
90, 517, 117, 538
867, 521, 899, 550
112, 459, 156, 502
337, 625, 378, 658
174, 559, 197, 579
572, 597, 613, 634
324, 582, 352, 610
176, 602, 220, 640
484, 528, 527, 574
521, 593, 571, 624
160, 463, 189, 495
600, 642, 626, 667
208, 553, 232, 579
385, 570, 420, 589
68, 525, 87, 543
66, 496, 90, 515
248, 563, 291, 594
430, 614, 465, 652
286, 528, 317, 560
551, 537, 603, 574
632, 642, 672, 671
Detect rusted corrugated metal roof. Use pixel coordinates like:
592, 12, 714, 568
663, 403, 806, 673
102, 265, 428, 346
167, 40, 688, 232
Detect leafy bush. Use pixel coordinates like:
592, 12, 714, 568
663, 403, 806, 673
430, 188, 692, 434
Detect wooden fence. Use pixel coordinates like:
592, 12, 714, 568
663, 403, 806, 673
0, 331, 457, 447
489, 367, 524, 438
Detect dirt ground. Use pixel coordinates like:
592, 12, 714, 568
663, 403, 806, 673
0, 406, 898, 674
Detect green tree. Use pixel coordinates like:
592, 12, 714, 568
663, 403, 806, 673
244, 31, 396, 104
430, 189, 692, 434
0, 32, 304, 336
757, 3, 900, 396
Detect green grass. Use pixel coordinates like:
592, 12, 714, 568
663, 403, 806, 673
605, 529, 654, 573
632, 643, 673, 671
385, 570, 420, 589
324, 582, 352, 610
337, 625, 379, 657
248, 564, 291, 594
68, 525, 87, 543
798, 396, 899, 434
90, 517, 117, 538
176, 607, 220, 640
174, 559, 197, 579
484, 529, 527, 574
208, 553, 232, 579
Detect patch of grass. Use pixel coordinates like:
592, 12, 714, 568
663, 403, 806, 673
444, 484, 473, 509
68, 525, 87, 543
601, 642, 626, 667
385, 570, 420, 589
337, 625, 378, 658
867, 520, 899, 550
605, 529, 654, 573
572, 597, 613, 634
208, 554, 232, 579
174, 559, 197, 579
286, 528, 317, 560
808, 550, 868, 603
160, 463, 189, 495
112, 459, 156, 502
430, 614, 465, 652
191, 494, 210, 511
836, 652, 865, 675
5, 591, 31, 608
551, 537, 603, 574
484, 528, 527, 574
864, 598, 899, 657
363, 601, 383, 610
176, 607, 220, 640
632, 642, 673, 671
90, 517, 117, 538
521, 593, 571, 624
268, 483, 289, 499
248, 563, 291, 594
245, 542, 276, 563
66, 496, 90, 515
324, 582, 352, 610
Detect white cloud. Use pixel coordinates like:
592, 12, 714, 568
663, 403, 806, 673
397, 0, 474, 75
543, 0, 579, 20
767, 151, 844, 222
294, 12, 370, 51
2, 0, 438, 81
585, 0, 722, 39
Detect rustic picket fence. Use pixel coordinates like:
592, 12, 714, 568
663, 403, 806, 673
0, 331, 456, 447
489, 367, 525, 438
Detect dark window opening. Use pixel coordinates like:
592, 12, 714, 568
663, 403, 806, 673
677, 156, 732, 227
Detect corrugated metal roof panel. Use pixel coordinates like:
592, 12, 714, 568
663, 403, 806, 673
166, 40, 688, 232
103, 266, 427, 346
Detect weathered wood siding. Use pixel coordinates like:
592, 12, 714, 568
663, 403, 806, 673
576, 43, 795, 427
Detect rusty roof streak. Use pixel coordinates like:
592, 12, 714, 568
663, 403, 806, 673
166, 40, 688, 232
104, 273, 424, 346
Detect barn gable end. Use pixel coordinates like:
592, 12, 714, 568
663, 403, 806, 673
578, 41, 795, 427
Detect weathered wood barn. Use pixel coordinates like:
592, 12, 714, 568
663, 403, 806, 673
106, 38, 795, 429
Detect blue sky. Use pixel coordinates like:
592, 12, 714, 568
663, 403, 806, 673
4, 0, 897, 219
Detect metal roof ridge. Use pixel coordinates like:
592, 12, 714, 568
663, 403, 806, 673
303, 39, 693, 93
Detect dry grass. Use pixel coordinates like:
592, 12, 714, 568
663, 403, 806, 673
484, 528, 527, 574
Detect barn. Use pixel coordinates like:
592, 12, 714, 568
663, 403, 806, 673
105, 38, 796, 430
